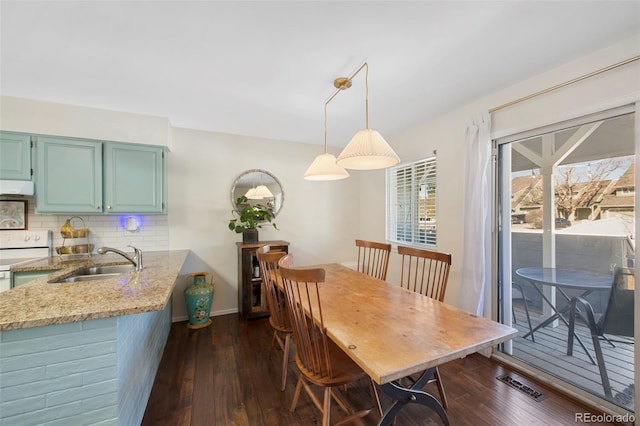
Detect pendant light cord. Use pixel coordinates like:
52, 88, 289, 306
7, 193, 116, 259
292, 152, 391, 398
324, 101, 328, 153
364, 63, 369, 130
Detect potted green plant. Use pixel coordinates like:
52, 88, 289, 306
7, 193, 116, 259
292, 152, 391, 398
228, 195, 277, 243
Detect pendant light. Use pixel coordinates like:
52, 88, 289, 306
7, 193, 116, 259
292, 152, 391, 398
253, 184, 274, 198
245, 171, 275, 198
304, 95, 350, 180
244, 187, 260, 199
335, 62, 400, 170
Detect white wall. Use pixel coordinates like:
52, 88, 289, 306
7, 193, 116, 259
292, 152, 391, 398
0, 96, 171, 147
166, 127, 360, 319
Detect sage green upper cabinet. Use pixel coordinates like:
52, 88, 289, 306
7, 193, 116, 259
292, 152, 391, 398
0, 131, 32, 180
36, 136, 103, 213
35, 136, 165, 214
104, 143, 164, 213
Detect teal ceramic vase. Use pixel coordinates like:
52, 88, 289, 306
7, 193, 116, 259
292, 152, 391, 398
184, 272, 214, 329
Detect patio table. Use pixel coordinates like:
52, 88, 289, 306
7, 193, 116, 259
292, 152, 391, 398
515, 267, 612, 364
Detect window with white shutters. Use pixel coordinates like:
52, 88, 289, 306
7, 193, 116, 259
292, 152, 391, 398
387, 157, 437, 246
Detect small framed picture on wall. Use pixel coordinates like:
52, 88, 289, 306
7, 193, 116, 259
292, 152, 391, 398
0, 200, 27, 230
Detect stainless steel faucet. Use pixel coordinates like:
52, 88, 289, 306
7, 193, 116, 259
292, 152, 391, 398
97, 245, 143, 272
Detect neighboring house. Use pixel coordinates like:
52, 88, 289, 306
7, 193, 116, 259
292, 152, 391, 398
598, 162, 636, 219
511, 175, 542, 215
512, 162, 635, 223
562, 178, 616, 220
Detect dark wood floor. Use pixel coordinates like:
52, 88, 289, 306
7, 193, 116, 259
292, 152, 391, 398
142, 314, 614, 425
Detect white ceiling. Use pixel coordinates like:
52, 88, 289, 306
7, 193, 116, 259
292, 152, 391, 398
1, 1, 639, 148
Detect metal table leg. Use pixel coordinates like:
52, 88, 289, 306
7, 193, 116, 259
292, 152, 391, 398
521, 281, 596, 364
377, 368, 449, 426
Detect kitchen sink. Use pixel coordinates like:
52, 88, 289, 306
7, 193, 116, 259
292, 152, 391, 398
80, 265, 136, 275
56, 273, 124, 283
50, 264, 135, 283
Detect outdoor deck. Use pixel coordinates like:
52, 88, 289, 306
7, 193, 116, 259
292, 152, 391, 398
507, 306, 635, 412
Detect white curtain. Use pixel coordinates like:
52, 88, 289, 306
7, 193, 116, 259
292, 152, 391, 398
459, 112, 492, 317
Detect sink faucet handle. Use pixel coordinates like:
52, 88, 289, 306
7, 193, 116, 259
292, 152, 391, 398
127, 245, 143, 271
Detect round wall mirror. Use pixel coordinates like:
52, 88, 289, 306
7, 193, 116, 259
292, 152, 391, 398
230, 169, 284, 215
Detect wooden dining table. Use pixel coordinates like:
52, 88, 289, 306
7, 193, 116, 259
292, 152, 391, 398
279, 262, 517, 425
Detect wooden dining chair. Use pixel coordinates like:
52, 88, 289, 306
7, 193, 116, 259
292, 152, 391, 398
256, 245, 294, 391
278, 254, 382, 426
355, 239, 392, 281
397, 245, 452, 409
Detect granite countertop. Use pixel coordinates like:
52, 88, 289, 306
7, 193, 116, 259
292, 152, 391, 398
0, 250, 189, 331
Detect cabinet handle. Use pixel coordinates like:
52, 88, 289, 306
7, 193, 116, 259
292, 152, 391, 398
96, 206, 101, 210
107, 205, 112, 210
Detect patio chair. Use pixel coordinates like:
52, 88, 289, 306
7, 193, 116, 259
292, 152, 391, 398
512, 283, 535, 342
567, 267, 635, 398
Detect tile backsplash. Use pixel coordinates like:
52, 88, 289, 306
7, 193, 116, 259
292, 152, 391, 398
18, 197, 169, 253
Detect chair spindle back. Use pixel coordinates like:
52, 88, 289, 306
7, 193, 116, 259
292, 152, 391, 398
356, 239, 392, 281
278, 256, 334, 379
256, 246, 290, 331
397, 245, 451, 302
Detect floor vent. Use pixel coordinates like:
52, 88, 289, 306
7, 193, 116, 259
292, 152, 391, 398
497, 374, 547, 402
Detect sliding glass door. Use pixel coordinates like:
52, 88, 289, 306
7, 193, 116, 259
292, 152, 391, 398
496, 108, 636, 413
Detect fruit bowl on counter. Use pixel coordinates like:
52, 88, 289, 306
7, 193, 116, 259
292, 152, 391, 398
60, 216, 89, 238
57, 216, 92, 258
55, 244, 95, 255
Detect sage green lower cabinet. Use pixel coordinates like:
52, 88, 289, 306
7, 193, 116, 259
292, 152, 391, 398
0, 131, 32, 180
34, 136, 166, 214
12, 270, 57, 287
35, 136, 103, 213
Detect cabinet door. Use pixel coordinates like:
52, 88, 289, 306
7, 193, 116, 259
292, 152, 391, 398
103, 143, 165, 213
0, 131, 31, 180
35, 137, 103, 213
